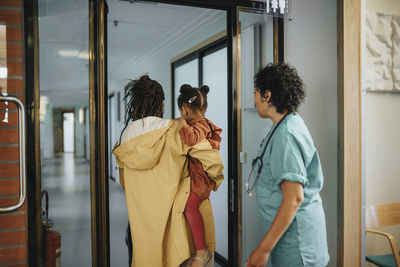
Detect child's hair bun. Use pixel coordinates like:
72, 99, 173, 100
199, 85, 210, 95
180, 84, 193, 93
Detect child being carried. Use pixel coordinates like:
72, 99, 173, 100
175, 84, 222, 267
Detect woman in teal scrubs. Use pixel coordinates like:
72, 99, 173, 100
246, 63, 329, 267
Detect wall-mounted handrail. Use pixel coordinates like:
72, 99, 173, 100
0, 95, 26, 213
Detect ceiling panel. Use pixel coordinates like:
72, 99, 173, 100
38, 0, 225, 107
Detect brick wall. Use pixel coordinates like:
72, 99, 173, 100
0, 0, 27, 266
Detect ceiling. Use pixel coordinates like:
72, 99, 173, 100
38, 0, 225, 107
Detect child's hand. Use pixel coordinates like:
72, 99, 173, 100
173, 118, 187, 128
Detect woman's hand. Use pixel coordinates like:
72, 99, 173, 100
246, 181, 303, 267
173, 118, 187, 128
246, 246, 270, 267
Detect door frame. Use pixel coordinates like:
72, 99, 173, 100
23, 0, 110, 266
337, 0, 362, 266
22, 0, 284, 266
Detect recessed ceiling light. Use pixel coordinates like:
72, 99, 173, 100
58, 50, 89, 59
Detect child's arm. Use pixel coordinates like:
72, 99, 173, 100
179, 122, 210, 146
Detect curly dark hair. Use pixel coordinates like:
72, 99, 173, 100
177, 84, 210, 111
254, 62, 305, 113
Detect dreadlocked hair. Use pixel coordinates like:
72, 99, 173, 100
124, 75, 165, 123
114, 75, 165, 150
177, 84, 210, 111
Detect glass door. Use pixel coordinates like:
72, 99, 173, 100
107, 1, 230, 266
38, 0, 92, 265
236, 7, 277, 267
24, 1, 283, 266
171, 39, 230, 265
202, 45, 229, 261
27, 0, 108, 266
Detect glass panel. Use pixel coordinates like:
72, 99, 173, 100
39, 0, 91, 265
108, 94, 118, 180
239, 11, 274, 267
203, 47, 228, 259
174, 59, 199, 118
107, 92, 128, 267
108, 1, 226, 266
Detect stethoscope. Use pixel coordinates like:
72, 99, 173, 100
245, 112, 291, 197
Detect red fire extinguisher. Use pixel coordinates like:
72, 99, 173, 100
42, 190, 61, 267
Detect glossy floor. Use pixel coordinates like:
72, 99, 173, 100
41, 153, 222, 267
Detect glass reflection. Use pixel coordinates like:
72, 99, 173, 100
39, 0, 91, 265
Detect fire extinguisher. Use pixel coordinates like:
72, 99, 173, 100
42, 190, 61, 267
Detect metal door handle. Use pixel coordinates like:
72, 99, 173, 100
0, 95, 26, 213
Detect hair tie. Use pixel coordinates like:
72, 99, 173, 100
188, 96, 197, 104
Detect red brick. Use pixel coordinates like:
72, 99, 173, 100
3, 79, 23, 93
0, 163, 19, 178
6, 264, 26, 267
0, 246, 26, 263
6, 27, 22, 43
0, 147, 18, 160
6, 61, 22, 76
0, 214, 25, 229
0, 129, 18, 143
0, 196, 18, 207
0, 10, 21, 25
0, 179, 19, 195
0, 0, 22, 8
0, 230, 25, 246
6, 44, 22, 59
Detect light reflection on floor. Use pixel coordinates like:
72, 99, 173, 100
41, 153, 129, 266
41, 153, 223, 267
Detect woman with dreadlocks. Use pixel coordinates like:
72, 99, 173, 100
112, 75, 224, 267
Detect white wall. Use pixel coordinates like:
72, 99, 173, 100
284, 1, 338, 266
63, 112, 75, 153
108, 12, 226, 154
108, 15, 226, 122
75, 108, 86, 158
364, 0, 400, 264
40, 103, 54, 159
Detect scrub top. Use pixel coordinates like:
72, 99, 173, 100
254, 113, 329, 267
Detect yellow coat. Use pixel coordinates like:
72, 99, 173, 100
112, 116, 224, 267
